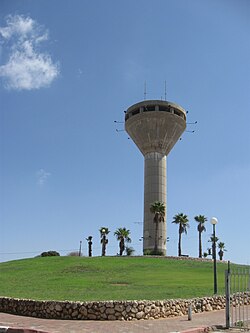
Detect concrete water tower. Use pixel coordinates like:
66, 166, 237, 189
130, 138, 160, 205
125, 100, 186, 255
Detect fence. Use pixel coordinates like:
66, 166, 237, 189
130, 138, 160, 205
225, 265, 250, 329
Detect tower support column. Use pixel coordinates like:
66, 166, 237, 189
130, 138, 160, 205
143, 152, 167, 255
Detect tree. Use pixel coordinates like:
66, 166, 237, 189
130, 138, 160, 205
125, 246, 135, 256
218, 242, 226, 260
172, 213, 189, 257
99, 227, 110, 256
86, 236, 93, 257
209, 235, 219, 243
194, 215, 207, 258
150, 201, 166, 253
114, 227, 131, 256
208, 236, 219, 260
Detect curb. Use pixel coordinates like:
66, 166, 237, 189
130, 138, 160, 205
0, 328, 8, 333
0, 325, 212, 333
178, 327, 210, 333
0, 328, 49, 333
0, 326, 211, 333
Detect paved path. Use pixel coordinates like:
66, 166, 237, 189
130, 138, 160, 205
0, 310, 227, 333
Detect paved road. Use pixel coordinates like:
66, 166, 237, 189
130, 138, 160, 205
0, 309, 227, 333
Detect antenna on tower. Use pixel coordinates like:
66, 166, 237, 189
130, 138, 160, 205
164, 80, 167, 100
186, 121, 197, 125
114, 120, 124, 124
144, 81, 147, 100
116, 129, 125, 132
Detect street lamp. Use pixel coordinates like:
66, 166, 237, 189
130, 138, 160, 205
79, 240, 82, 257
210, 217, 218, 294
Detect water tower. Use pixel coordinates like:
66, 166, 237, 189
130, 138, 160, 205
125, 100, 186, 255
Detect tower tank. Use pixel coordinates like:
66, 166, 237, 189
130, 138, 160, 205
125, 100, 186, 255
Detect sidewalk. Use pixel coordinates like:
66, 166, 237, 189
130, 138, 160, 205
0, 309, 227, 333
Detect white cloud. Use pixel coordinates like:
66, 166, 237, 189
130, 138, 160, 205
0, 14, 59, 90
36, 169, 51, 186
0, 15, 34, 39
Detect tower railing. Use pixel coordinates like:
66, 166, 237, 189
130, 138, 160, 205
225, 266, 250, 329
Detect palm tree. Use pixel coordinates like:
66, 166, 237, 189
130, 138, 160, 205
99, 227, 110, 256
218, 242, 226, 260
209, 235, 219, 243
208, 235, 219, 260
114, 227, 131, 256
194, 215, 207, 258
125, 246, 135, 256
86, 236, 93, 257
150, 201, 166, 253
172, 213, 189, 257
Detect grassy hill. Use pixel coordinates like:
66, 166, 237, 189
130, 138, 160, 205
0, 256, 243, 302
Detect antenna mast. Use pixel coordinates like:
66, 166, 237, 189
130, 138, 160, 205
164, 80, 167, 101
144, 81, 147, 100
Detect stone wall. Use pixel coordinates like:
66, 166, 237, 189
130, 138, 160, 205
0, 295, 246, 321
1, 294, 249, 321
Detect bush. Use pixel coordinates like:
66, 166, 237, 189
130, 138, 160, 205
67, 251, 82, 257
41, 251, 60, 257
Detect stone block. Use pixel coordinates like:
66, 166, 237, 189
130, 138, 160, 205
107, 315, 116, 320
106, 308, 115, 315
136, 311, 145, 319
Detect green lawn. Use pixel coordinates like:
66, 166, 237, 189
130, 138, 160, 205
0, 256, 244, 302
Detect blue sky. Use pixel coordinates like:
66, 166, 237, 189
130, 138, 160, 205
1, 0, 250, 264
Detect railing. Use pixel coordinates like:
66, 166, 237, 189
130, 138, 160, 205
225, 264, 250, 329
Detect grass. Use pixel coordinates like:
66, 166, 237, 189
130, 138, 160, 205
0, 256, 246, 302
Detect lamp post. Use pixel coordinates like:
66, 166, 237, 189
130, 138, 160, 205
210, 217, 218, 294
79, 240, 82, 257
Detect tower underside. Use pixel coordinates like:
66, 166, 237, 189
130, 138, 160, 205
125, 100, 186, 256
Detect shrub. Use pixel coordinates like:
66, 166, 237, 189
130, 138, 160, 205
41, 251, 60, 257
67, 251, 82, 257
